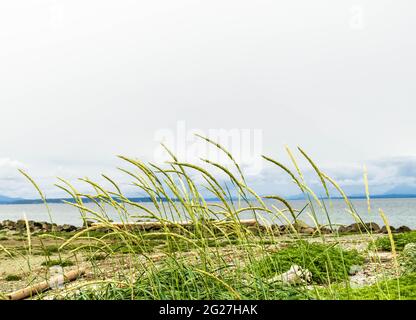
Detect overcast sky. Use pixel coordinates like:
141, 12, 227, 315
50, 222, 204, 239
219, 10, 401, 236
1, 1, 415, 198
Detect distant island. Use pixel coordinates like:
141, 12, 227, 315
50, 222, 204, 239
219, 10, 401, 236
0, 196, 155, 205
1, 193, 416, 205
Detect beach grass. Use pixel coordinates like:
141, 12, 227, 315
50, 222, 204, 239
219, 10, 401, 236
371, 231, 416, 251
0, 136, 413, 300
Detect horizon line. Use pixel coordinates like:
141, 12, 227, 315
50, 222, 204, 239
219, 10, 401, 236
1, 193, 416, 205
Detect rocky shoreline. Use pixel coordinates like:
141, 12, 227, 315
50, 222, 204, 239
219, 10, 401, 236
250, 221, 413, 235
0, 220, 80, 234
0, 219, 413, 235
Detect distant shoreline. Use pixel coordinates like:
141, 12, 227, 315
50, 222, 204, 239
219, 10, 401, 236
1, 194, 416, 205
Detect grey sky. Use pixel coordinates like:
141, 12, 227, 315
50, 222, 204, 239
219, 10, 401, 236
1, 1, 415, 198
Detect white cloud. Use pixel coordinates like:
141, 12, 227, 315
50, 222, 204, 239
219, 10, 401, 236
1, 153, 416, 199
0, 157, 27, 198
0, 1, 415, 198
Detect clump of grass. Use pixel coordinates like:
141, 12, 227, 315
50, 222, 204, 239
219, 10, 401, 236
250, 241, 364, 284
5, 274, 22, 281
371, 231, 416, 251
71, 259, 310, 300
41, 259, 74, 267
319, 273, 416, 300
0, 236, 8, 241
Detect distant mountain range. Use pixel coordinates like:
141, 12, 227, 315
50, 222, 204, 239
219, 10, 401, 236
383, 184, 416, 195
1, 192, 416, 204
0, 195, 24, 204
286, 184, 416, 201
286, 193, 416, 201
0, 196, 155, 205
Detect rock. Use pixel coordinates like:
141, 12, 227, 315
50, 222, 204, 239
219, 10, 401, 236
269, 265, 312, 285
15, 220, 27, 231
291, 220, 310, 232
338, 225, 349, 233
319, 227, 333, 234
278, 225, 290, 234
270, 224, 280, 233
27, 221, 43, 232
347, 223, 363, 233
33, 221, 43, 229
53, 225, 64, 232
380, 225, 411, 234
396, 225, 412, 233
338, 223, 361, 233
85, 220, 94, 228
247, 225, 268, 235
271, 225, 289, 235
2, 220, 16, 230
337, 222, 380, 234
300, 227, 315, 235
9, 220, 47, 232
1, 220, 81, 233
365, 222, 381, 233
61, 224, 77, 232
348, 265, 363, 276
58, 224, 77, 232
41, 222, 52, 232
380, 225, 395, 234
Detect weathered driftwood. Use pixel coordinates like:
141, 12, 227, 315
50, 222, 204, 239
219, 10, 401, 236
7, 268, 85, 300
91, 219, 258, 230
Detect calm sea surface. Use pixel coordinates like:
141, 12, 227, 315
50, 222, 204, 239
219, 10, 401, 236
0, 198, 415, 228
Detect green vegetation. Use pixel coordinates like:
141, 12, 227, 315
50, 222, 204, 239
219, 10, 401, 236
5, 274, 21, 282
250, 241, 364, 284
41, 259, 74, 267
319, 273, 416, 300
371, 231, 416, 251
71, 258, 310, 300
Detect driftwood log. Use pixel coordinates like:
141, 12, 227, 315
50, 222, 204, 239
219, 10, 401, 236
7, 268, 86, 300
91, 219, 258, 231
